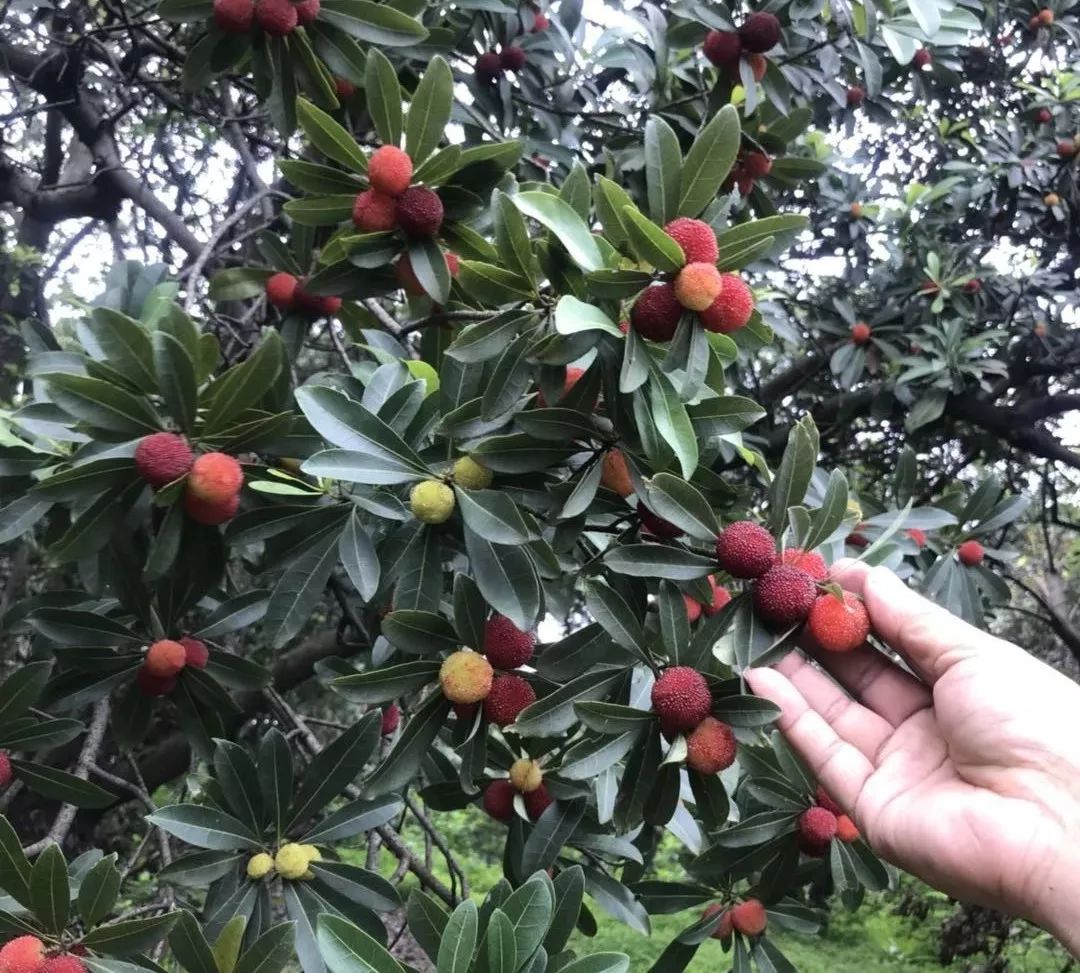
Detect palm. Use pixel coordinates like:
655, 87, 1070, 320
747, 560, 1080, 923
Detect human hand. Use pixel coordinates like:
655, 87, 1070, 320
745, 558, 1080, 955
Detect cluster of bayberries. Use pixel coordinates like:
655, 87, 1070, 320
474, 4, 550, 83
350, 146, 445, 240
630, 218, 756, 340
796, 787, 860, 856
651, 668, 738, 774
407, 455, 494, 525
135, 433, 244, 525
137, 636, 209, 697
212, 0, 319, 37
702, 11, 781, 83
0, 938, 86, 973
701, 898, 768, 940
265, 273, 342, 318
246, 842, 322, 881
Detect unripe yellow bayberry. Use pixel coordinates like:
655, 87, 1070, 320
439, 650, 494, 704
452, 456, 493, 490
300, 844, 321, 878
509, 758, 543, 793
247, 853, 274, 879
410, 480, 456, 524
275, 843, 310, 880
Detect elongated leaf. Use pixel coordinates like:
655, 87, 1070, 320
146, 805, 262, 850
317, 0, 429, 47
12, 761, 115, 809
316, 913, 404, 973
46, 374, 160, 435
645, 116, 682, 226
78, 855, 121, 928
437, 900, 477, 973
301, 795, 403, 844
511, 193, 603, 272
678, 106, 740, 218
297, 98, 369, 173
645, 474, 720, 541
30, 843, 69, 934
363, 691, 449, 798
365, 49, 403, 147
405, 56, 452, 164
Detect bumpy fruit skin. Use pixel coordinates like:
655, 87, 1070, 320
847, 85, 865, 106
703, 578, 731, 616
651, 667, 712, 734
631, 284, 683, 341
836, 814, 860, 842
799, 805, 838, 845
294, 0, 319, 25
0, 752, 11, 789
753, 565, 817, 628
247, 852, 274, 879
532, 12, 549, 31
484, 615, 536, 669
135, 433, 194, 488
482, 779, 515, 820
352, 190, 397, 232
188, 453, 243, 503
453, 456, 493, 490
509, 758, 542, 793
715, 521, 775, 578
906, 527, 927, 548
1038, 7, 1054, 25
299, 844, 321, 878
743, 152, 772, 179
483, 674, 536, 726
368, 146, 413, 196
146, 639, 187, 678
674, 262, 724, 311
700, 273, 754, 333
958, 540, 984, 566
255, 0, 297, 36
1044, 192, 1061, 207
747, 53, 767, 82
475, 51, 503, 82
410, 480, 455, 524
738, 11, 781, 52
275, 843, 309, 880
600, 449, 634, 498
183, 491, 240, 526
501, 46, 526, 71
684, 595, 702, 624
42, 957, 85, 973
815, 785, 842, 816
0, 937, 46, 973
703, 29, 741, 66
637, 502, 684, 540
395, 186, 444, 238
1056, 140, 1077, 159
807, 591, 871, 653
686, 717, 737, 774
775, 548, 828, 582
266, 271, 298, 308
439, 651, 493, 704
214, 0, 254, 33
912, 47, 932, 68
180, 636, 209, 669
851, 321, 871, 345
524, 783, 553, 819
730, 899, 767, 936
663, 218, 719, 264
136, 667, 176, 697
380, 703, 400, 735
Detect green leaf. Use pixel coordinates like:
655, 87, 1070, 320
203, 330, 284, 434
145, 805, 262, 850
405, 56, 452, 164
803, 469, 848, 552
153, 331, 198, 434
309, 860, 400, 912
264, 525, 343, 649
406, 891, 449, 963
30, 843, 69, 934
436, 900, 477, 973
79, 308, 157, 394
768, 416, 818, 534
30, 459, 137, 503
553, 296, 622, 337
560, 731, 640, 780
514, 670, 624, 737
168, 911, 218, 973
511, 192, 603, 272
0, 496, 52, 545
78, 855, 121, 928
81, 914, 179, 956
211, 914, 249, 973
339, 514, 380, 602
710, 810, 796, 848
715, 215, 809, 261
332, 660, 441, 704
257, 729, 292, 841
622, 207, 684, 272
282, 196, 356, 226
645, 474, 720, 541
365, 49, 403, 147
300, 795, 403, 845
656, 581, 691, 665
558, 956, 629, 973
233, 921, 297, 973
485, 910, 516, 973
457, 262, 534, 305
46, 374, 160, 435
317, 0, 429, 47
157, 0, 214, 22
494, 192, 538, 284
603, 545, 715, 580
381, 610, 459, 654
12, 761, 116, 809
363, 691, 450, 799
278, 161, 364, 195
0, 816, 31, 906
0, 664, 62, 722
213, 740, 263, 835
647, 372, 698, 478
645, 116, 682, 226
522, 798, 586, 876
544, 867, 584, 954
463, 528, 542, 632
208, 267, 273, 301
583, 579, 649, 662
494, 875, 553, 968
316, 911, 405, 973
456, 488, 536, 545
678, 105, 740, 218
297, 98, 369, 174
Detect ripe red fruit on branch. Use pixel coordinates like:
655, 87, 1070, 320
651, 667, 712, 734
730, 899, 767, 936
1034, 107, 1052, 124
743, 151, 772, 179
704, 30, 742, 66
799, 805, 838, 845
715, 521, 775, 578
475, 51, 503, 82
963, 278, 982, 293
188, 452, 243, 503
0, 752, 11, 789
42, 957, 85, 973
699, 273, 754, 333
663, 217, 719, 264
380, 703, 400, 735
0, 936, 46, 973
631, 284, 683, 341
1056, 140, 1078, 159
180, 636, 209, 669
701, 903, 732, 939
532, 12, 549, 31
293, 0, 320, 25
524, 782, 553, 819
686, 717, 737, 774
482, 779, 515, 821
958, 540, 985, 566
675, 262, 724, 311
912, 48, 932, 68
738, 12, 781, 53
368, 146, 413, 196
684, 595, 702, 624
483, 674, 536, 726
254, 0, 297, 36
265, 271, 298, 308
136, 667, 176, 697
1038, 7, 1054, 25
703, 578, 732, 616
637, 502, 683, 540
484, 615, 536, 669
836, 815, 860, 842
395, 186, 444, 238
600, 449, 634, 498
135, 432, 194, 488
747, 53, 768, 82
334, 78, 356, 99
815, 786, 843, 816
501, 46, 526, 71
214, 0, 254, 33
183, 491, 240, 525
846, 85, 865, 106
146, 639, 187, 678
851, 321, 871, 345
775, 547, 827, 581
352, 190, 397, 232
807, 590, 870, 652
906, 527, 927, 548
753, 565, 817, 627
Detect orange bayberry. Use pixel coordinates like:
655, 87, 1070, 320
958, 540, 984, 566
187, 452, 243, 503
730, 899, 767, 936
686, 717, 737, 774
600, 449, 634, 498
183, 491, 239, 525
836, 814, 860, 842
145, 639, 186, 678
851, 322, 871, 344
368, 146, 413, 197
775, 548, 827, 581
674, 262, 724, 311
807, 590, 870, 652
265, 272, 298, 309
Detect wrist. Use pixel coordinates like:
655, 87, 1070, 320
1031, 840, 1080, 956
